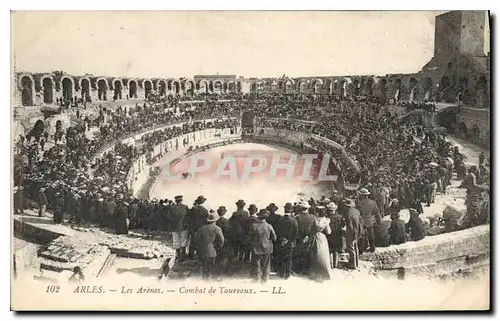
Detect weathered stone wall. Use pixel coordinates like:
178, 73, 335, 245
362, 225, 490, 277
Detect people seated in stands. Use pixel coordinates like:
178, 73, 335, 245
13, 90, 489, 278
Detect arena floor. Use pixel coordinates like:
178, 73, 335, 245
149, 143, 332, 214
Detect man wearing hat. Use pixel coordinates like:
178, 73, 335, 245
241, 204, 259, 262
265, 203, 280, 272
342, 199, 363, 270
215, 206, 232, 278
293, 200, 315, 275
247, 209, 276, 284
37, 187, 48, 217
229, 199, 249, 260
168, 195, 190, 261
274, 203, 298, 279
193, 210, 224, 281
326, 202, 343, 269
356, 188, 381, 253
187, 196, 209, 259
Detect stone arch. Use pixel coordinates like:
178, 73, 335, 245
438, 76, 451, 102
79, 77, 91, 101
324, 79, 334, 94
19, 74, 35, 106
420, 77, 433, 101
143, 80, 153, 98
97, 78, 108, 100
208, 81, 215, 93
151, 79, 159, 91
312, 79, 323, 94
236, 81, 242, 93
184, 80, 195, 96
378, 78, 387, 100
228, 82, 236, 93
250, 82, 257, 93
297, 80, 308, 93
352, 78, 360, 96
158, 80, 167, 96
61, 76, 74, 103
41, 75, 54, 104
284, 78, 295, 94
214, 80, 223, 93
171, 80, 181, 95
166, 79, 173, 91
197, 80, 209, 94
394, 78, 403, 100
359, 78, 366, 95
408, 77, 418, 101
337, 79, 347, 97
364, 78, 374, 96
113, 79, 123, 100
128, 79, 138, 98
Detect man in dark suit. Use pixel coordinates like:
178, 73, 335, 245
266, 203, 280, 272
229, 199, 249, 260
274, 203, 298, 279
293, 201, 315, 275
187, 196, 209, 259
342, 199, 363, 270
168, 195, 189, 261
247, 209, 276, 284
215, 206, 232, 278
356, 188, 381, 253
242, 204, 259, 262
193, 210, 224, 281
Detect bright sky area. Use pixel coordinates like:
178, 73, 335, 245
12, 11, 445, 78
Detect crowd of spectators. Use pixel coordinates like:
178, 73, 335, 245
13, 91, 489, 241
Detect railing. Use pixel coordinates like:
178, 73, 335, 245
90, 116, 238, 162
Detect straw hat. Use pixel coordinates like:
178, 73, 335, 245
326, 202, 338, 211
358, 188, 371, 196
343, 199, 356, 208
206, 211, 220, 223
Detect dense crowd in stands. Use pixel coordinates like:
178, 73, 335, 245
13, 91, 490, 281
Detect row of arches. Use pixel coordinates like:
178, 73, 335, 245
250, 75, 489, 107
17, 74, 243, 106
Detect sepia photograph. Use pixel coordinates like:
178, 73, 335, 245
10, 10, 491, 311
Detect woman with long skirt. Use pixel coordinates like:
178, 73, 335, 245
308, 211, 332, 282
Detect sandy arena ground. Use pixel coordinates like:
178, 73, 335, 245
149, 143, 332, 214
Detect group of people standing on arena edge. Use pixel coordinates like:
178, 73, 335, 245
164, 187, 428, 283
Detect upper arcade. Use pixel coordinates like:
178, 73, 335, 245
13, 10, 490, 110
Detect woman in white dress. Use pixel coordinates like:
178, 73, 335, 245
308, 210, 332, 282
